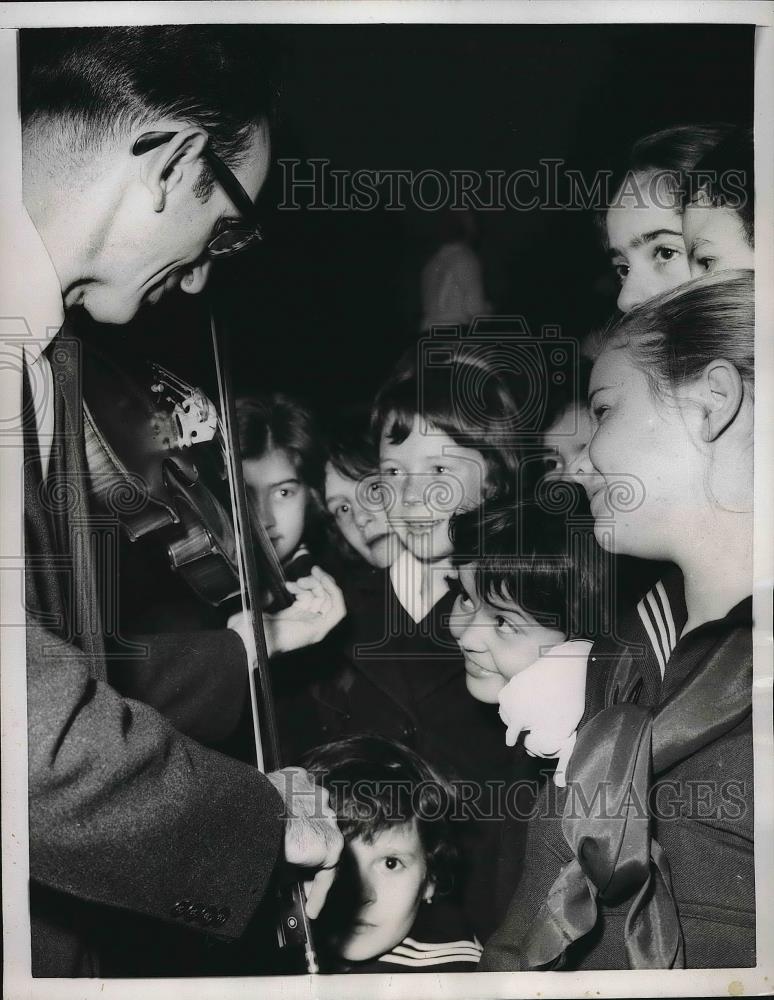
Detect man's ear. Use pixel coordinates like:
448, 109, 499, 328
139, 128, 209, 213
701, 360, 745, 442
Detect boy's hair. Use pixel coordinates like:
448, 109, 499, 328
371, 344, 523, 500
683, 125, 754, 247
20, 26, 279, 196
302, 736, 459, 894
451, 498, 608, 640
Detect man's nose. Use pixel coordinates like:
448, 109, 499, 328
180, 261, 212, 296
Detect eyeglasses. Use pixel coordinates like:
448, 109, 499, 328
132, 131, 263, 258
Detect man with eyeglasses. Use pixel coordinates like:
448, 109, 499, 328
10, 26, 343, 978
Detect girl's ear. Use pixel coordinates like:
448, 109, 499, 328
423, 878, 436, 904
700, 360, 745, 442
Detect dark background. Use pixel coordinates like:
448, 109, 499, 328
107, 23, 754, 417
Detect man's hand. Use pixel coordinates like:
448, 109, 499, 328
228, 566, 346, 660
266, 767, 343, 920
496, 639, 592, 787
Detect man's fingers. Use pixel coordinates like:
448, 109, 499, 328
304, 864, 337, 921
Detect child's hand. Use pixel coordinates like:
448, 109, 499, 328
228, 567, 346, 659
496, 639, 592, 786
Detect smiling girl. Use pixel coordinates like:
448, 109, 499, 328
482, 269, 755, 972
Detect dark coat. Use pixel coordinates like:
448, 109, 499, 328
480, 596, 755, 971
24, 338, 286, 977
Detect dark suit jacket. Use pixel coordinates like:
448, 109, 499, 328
24, 338, 285, 976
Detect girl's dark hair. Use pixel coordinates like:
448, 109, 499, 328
302, 736, 459, 894
596, 123, 735, 246
683, 126, 754, 247
327, 410, 380, 483
371, 344, 524, 500
236, 393, 327, 543
603, 269, 754, 398
451, 497, 609, 640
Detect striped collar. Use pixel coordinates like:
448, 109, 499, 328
378, 934, 482, 969
635, 568, 688, 681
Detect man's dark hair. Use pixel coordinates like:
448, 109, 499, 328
450, 498, 608, 640
683, 126, 754, 247
20, 26, 279, 196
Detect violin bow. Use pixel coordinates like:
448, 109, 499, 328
209, 295, 319, 975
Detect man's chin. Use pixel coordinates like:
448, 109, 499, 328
79, 290, 143, 326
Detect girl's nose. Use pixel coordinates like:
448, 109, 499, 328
617, 267, 653, 313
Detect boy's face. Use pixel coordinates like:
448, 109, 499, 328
337, 821, 431, 963
450, 566, 566, 703
379, 415, 487, 562
683, 199, 754, 278
243, 447, 308, 563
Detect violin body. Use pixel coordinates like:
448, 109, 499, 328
83, 343, 240, 606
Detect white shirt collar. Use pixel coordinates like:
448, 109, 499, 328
389, 546, 452, 624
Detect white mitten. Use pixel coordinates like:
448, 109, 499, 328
497, 639, 591, 785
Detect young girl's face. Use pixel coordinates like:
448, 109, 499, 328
606, 172, 691, 312
542, 403, 593, 485
584, 346, 707, 560
379, 415, 488, 562
683, 198, 754, 278
242, 447, 308, 563
324, 462, 398, 569
450, 566, 566, 703
337, 821, 431, 963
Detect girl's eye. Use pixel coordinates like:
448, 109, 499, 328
654, 245, 681, 264
381, 467, 402, 477
336, 503, 351, 518
432, 465, 449, 475
458, 591, 474, 610
383, 857, 404, 871
494, 615, 517, 634
613, 261, 629, 281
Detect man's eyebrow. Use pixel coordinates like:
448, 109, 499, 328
588, 385, 610, 405
608, 228, 683, 257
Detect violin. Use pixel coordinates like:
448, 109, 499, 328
81, 304, 317, 974
82, 341, 291, 611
